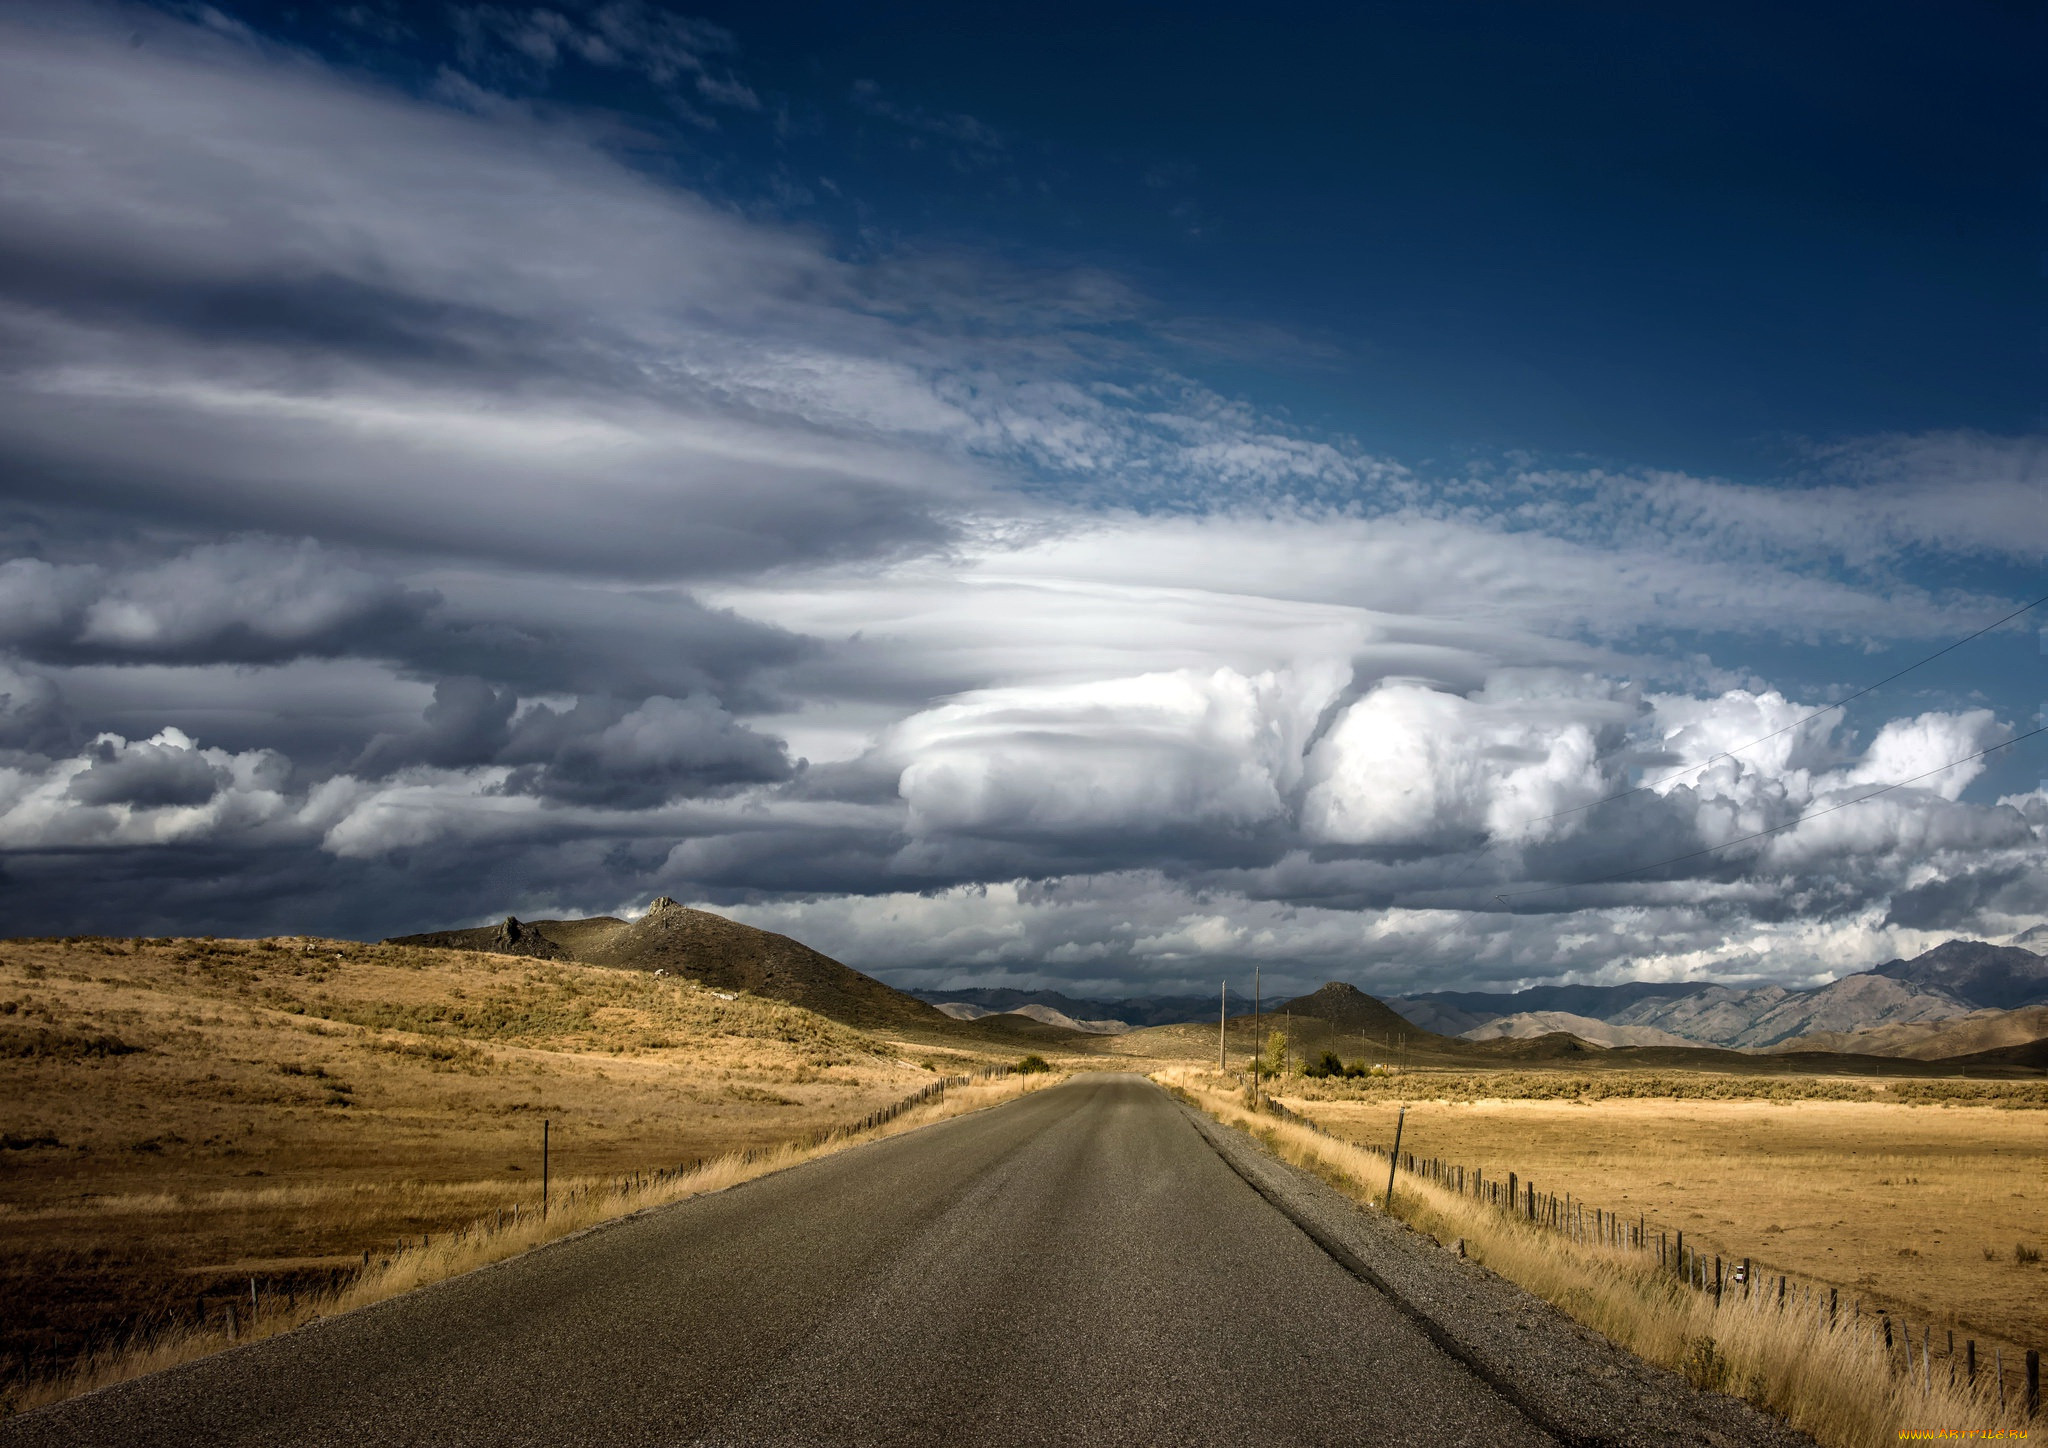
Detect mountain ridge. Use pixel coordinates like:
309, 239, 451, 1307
1387, 937, 2047, 1049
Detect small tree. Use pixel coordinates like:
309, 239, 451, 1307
1016, 1054, 1050, 1074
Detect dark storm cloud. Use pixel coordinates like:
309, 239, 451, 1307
65, 735, 228, 809
0, 542, 434, 667
501, 694, 794, 806
351, 683, 794, 804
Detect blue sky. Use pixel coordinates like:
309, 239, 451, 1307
244, 0, 2044, 473
0, 1, 2040, 997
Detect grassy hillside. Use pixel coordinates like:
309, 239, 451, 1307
0, 933, 963, 1390
389, 899, 1077, 1048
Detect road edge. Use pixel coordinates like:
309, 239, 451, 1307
1172, 1091, 1819, 1448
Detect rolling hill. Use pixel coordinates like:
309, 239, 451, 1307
388, 899, 1048, 1039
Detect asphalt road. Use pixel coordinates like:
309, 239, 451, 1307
8, 1074, 1558, 1447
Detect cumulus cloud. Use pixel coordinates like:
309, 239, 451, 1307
1302, 675, 1625, 849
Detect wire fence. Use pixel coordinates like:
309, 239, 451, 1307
1270, 1098, 2043, 1419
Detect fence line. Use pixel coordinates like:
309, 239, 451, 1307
1262, 1094, 2041, 1419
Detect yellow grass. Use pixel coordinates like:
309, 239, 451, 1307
1278, 1092, 2048, 1357
1160, 1070, 2037, 1448
10, 1070, 1058, 1414
0, 935, 1046, 1414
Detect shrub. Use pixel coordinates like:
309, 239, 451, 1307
2015, 1243, 2040, 1265
1016, 1054, 1051, 1074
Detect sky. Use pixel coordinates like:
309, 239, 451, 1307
0, 0, 2043, 1000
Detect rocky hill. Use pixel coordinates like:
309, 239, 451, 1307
1278, 981, 1436, 1040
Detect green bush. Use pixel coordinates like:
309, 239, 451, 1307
1016, 1054, 1051, 1074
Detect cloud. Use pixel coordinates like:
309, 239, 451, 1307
849, 79, 1005, 169
0, 728, 292, 850
66, 732, 230, 809
452, 2, 757, 110
0, 540, 430, 665
1301, 675, 1626, 849
500, 693, 795, 806
0, 3, 2041, 992
889, 664, 1343, 840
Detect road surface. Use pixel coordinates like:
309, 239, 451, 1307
1, 1074, 1778, 1447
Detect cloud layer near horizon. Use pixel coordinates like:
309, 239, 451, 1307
0, 3, 2043, 998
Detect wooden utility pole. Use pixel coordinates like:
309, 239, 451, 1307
1252, 966, 1262, 1104
1219, 982, 1228, 1072
542, 1119, 550, 1221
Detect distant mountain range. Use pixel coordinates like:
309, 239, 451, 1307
909, 986, 1223, 1031
930, 1000, 1134, 1034
911, 928, 2048, 1057
1387, 933, 2048, 1052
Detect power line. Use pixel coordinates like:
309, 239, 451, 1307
1493, 722, 2047, 906
1522, 590, 2048, 829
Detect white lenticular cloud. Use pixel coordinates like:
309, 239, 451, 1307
890, 663, 1345, 836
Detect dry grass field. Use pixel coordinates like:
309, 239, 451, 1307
0, 934, 991, 1397
1163, 1071, 2038, 1448
1278, 1084, 2048, 1357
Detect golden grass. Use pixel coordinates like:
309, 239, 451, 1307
0, 935, 1042, 1410
1161, 1070, 2037, 1448
1278, 1092, 2048, 1357
9, 1070, 1059, 1414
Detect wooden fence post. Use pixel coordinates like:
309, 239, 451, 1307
1382, 1106, 1406, 1210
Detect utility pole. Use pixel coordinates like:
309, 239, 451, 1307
1283, 1011, 1291, 1080
542, 1118, 550, 1220
1252, 966, 1261, 1104
1218, 981, 1227, 1073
